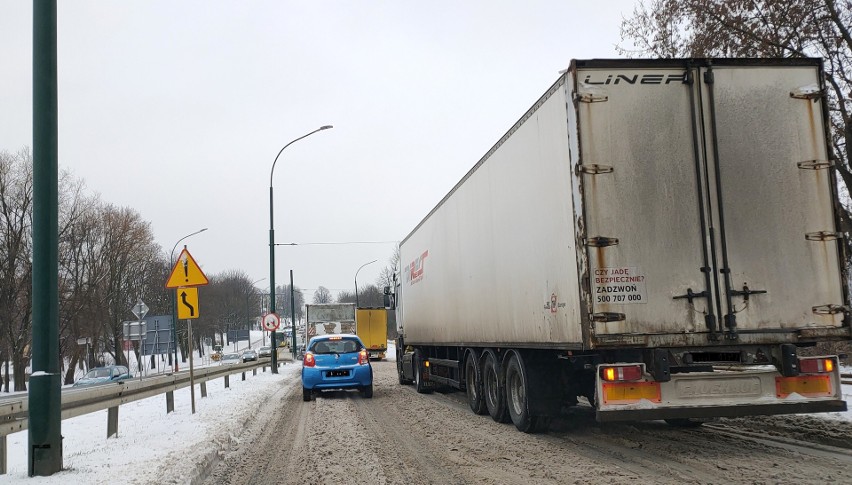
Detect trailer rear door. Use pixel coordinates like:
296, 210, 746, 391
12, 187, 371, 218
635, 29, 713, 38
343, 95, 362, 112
576, 60, 845, 344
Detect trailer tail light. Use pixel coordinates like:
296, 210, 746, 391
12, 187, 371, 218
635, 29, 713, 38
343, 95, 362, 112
358, 350, 369, 365
776, 356, 837, 398
798, 357, 836, 374
304, 352, 316, 367
600, 365, 643, 382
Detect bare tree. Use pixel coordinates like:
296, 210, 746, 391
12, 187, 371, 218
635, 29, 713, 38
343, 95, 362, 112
313, 286, 332, 304
618, 0, 852, 258
0, 149, 33, 391
336, 290, 355, 304
377, 246, 400, 290
277, 283, 305, 323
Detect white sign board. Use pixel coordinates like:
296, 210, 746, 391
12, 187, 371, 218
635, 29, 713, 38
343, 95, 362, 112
593, 266, 648, 304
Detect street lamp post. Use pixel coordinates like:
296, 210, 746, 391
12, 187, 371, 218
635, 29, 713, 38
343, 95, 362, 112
170, 228, 208, 372
269, 125, 332, 372
355, 259, 378, 307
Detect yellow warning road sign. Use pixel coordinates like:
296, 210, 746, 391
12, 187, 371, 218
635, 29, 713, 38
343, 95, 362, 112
177, 287, 200, 320
166, 248, 209, 288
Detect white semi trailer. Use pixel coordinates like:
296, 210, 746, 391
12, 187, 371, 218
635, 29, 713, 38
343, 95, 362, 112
392, 58, 850, 432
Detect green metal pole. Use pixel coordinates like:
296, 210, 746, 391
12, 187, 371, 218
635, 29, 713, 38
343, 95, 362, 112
290, 270, 297, 353
269, 186, 278, 372
268, 125, 332, 368
29, 0, 62, 475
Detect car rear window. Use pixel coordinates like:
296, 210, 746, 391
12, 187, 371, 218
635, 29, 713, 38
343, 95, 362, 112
310, 338, 362, 355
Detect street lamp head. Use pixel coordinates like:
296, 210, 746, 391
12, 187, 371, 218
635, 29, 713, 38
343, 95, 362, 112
320, 125, 333, 130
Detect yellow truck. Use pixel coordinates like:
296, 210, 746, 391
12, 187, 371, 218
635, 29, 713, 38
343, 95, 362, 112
356, 308, 388, 360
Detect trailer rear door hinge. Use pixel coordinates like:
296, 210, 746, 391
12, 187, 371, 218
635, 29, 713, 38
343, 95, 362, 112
797, 159, 835, 170
805, 231, 843, 241
790, 85, 823, 100
577, 164, 614, 175
586, 236, 619, 247
576, 92, 608, 103
812, 304, 847, 315
591, 312, 626, 322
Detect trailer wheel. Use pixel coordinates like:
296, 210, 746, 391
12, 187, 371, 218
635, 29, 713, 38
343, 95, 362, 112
414, 349, 432, 394
505, 352, 541, 433
464, 350, 487, 415
482, 350, 510, 423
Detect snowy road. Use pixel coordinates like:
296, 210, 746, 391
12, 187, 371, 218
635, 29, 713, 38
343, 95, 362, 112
202, 360, 852, 484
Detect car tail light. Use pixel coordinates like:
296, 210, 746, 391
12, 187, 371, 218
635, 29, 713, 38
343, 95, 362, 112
799, 357, 836, 374
358, 350, 369, 365
600, 364, 643, 382
303, 352, 316, 367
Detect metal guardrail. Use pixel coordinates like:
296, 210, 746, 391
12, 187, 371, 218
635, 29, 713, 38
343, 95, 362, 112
0, 359, 275, 439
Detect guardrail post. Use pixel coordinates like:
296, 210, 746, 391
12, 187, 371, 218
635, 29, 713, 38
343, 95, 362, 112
107, 407, 119, 438
1, 435, 6, 474
253, 369, 257, 376
224, 375, 230, 388
166, 391, 174, 414
242, 372, 246, 381
200, 382, 207, 398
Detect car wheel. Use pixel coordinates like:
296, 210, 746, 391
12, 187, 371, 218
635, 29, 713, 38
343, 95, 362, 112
302, 387, 312, 402
361, 383, 374, 398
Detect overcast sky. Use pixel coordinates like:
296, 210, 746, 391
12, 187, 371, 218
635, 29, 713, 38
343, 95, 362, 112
1, 0, 639, 300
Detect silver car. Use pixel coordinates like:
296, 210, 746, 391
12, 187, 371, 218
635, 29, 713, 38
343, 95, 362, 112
258, 346, 272, 358
220, 353, 241, 365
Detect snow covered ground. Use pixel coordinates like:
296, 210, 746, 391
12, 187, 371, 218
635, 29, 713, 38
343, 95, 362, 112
2, 344, 851, 483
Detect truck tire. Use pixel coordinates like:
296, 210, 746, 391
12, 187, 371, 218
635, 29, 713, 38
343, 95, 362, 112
414, 349, 432, 394
464, 350, 487, 415
482, 349, 510, 423
398, 360, 413, 385
504, 352, 541, 433
397, 348, 413, 385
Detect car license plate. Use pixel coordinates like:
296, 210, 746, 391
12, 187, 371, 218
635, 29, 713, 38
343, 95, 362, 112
327, 370, 350, 377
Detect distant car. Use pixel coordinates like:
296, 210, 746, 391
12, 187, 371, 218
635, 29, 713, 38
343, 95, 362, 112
72, 365, 132, 388
301, 334, 373, 401
242, 349, 258, 362
220, 352, 241, 365
258, 346, 272, 358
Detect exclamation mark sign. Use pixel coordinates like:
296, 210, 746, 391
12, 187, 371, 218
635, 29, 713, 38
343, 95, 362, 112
181, 254, 189, 283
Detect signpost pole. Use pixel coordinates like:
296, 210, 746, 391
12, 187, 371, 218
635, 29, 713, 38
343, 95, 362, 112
188, 319, 196, 414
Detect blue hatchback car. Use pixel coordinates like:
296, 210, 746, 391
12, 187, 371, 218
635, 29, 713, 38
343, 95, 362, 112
301, 334, 373, 401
